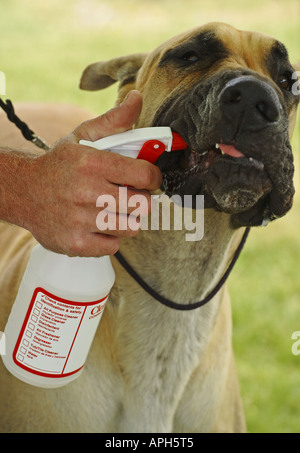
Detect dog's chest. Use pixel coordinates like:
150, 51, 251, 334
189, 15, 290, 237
75, 296, 223, 432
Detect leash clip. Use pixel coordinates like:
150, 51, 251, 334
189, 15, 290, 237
32, 134, 51, 151
0, 98, 51, 151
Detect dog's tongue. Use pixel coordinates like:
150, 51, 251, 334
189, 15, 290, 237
218, 144, 245, 158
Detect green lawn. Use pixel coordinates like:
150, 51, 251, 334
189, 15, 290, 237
0, 0, 299, 433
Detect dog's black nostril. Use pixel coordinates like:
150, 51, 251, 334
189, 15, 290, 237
222, 87, 242, 104
228, 89, 242, 103
256, 100, 280, 123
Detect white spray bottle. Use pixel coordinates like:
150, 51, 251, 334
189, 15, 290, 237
1, 127, 187, 388
2, 247, 115, 388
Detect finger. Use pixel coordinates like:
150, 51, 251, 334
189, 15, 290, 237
94, 183, 152, 215
109, 158, 162, 191
85, 150, 162, 191
73, 90, 143, 142
76, 192, 147, 234
94, 211, 142, 237
66, 233, 121, 257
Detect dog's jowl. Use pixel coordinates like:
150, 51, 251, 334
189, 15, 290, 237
0, 23, 299, 433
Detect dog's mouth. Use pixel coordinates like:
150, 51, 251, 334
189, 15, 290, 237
157, 139, 273, 222
175, 141, 266, 173
155, 123, 294, 228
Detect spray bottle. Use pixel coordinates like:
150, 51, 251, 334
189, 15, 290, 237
2, 127, 187, 388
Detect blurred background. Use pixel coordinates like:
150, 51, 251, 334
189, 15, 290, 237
0, 0, 299, 433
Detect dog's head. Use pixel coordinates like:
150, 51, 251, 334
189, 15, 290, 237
80, 22, 300, 227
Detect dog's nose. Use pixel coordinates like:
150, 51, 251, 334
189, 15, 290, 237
219, 76, 282, 131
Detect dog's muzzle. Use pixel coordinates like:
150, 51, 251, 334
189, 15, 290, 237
154, 69, 295, 228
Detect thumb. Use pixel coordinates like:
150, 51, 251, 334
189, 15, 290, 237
73, 90, 143, 142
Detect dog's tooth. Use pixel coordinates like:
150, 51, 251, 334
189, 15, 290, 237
201, 151, 208, 156
215, 144, 225, 155
249, 157, 253, 162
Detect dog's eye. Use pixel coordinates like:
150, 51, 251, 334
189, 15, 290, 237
181, 51, 200, 63
278, 73, 293, 91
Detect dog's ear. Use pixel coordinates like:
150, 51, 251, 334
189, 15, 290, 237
79, 53, 148, 91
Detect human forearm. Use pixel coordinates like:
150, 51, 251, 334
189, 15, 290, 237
0, 147, 38, 229
0, 91, 162, 257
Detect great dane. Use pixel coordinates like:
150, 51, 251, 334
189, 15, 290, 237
0, 22, 299, 432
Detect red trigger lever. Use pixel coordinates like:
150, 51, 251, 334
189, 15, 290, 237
136, 132, 187, 164
136, 140, 166, 164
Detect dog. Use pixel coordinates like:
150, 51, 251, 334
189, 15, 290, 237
0, 22, 299, 433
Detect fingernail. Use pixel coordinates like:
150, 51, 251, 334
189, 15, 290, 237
121, 90, 141, 106
121, 91, 132, 105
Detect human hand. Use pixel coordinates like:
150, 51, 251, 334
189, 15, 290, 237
22, 91, 162, 256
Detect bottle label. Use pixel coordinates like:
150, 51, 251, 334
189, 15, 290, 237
13, 287, 108, 378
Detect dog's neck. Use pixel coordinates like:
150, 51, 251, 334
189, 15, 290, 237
117, 204, 244, 306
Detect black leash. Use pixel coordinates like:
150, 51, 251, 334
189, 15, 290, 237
0, 98, 50, 151
114, 226, 250, 311
0, 97, 250, 311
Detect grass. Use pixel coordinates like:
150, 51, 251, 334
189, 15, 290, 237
230, 216, 300, 432
0, 0, 299, 433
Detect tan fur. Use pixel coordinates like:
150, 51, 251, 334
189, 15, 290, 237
0, 24, 299, 433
